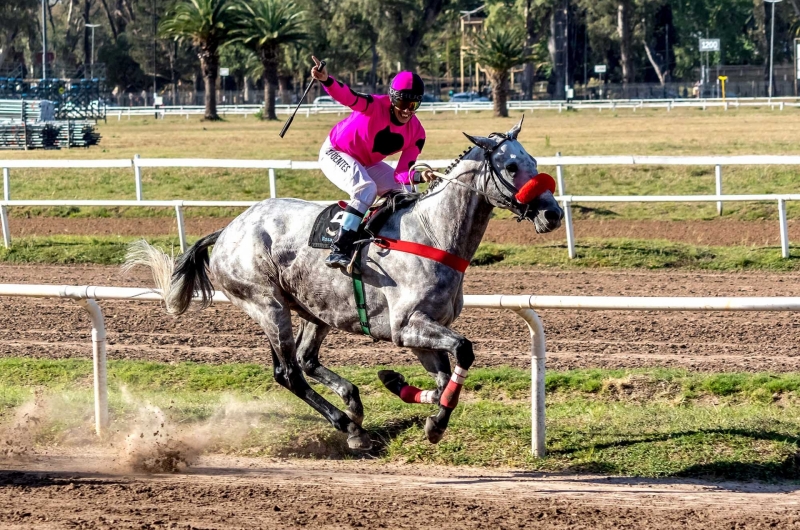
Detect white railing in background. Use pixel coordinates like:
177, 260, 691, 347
2, 155, 800, 257
2, 283, 799, 457
106, 96, 800, 119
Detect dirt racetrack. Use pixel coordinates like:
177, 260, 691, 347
3, 218, 800, 528
2, 452, 799, 529
0, 262, 799, 373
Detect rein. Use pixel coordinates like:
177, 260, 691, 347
412, 135, 555, 222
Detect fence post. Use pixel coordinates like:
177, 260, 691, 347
563, 199, 576, 259
779, 199, 789, 259
134, 154, 143, 201
77, 298, 108, 436
269, 168, 277, 199
513, 308, 546, 458
0, 205, 10, 248
175, 202, 187, 253
2, 167, 9, 201
715, 165, 723, 216
555, 152, 565, 196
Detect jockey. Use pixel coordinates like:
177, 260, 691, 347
311, 55, 434, 269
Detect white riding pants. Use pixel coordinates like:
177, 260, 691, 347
319, 136, 408, 213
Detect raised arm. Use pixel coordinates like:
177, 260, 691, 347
311, 55, 374, 114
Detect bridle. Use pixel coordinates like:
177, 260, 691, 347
414, 133, 542, 222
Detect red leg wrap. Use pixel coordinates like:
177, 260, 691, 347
400, 385, 422, 403
439, 367, 468, 409
399, 385, 436, 404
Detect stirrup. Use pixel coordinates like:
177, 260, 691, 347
325, 251, 351, 269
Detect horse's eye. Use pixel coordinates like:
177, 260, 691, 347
505, 162, 518, 173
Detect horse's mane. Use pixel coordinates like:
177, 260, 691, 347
423, 145, 478, 195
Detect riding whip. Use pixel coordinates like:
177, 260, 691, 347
279, 60, 325, 138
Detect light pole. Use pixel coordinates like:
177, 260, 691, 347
41, 0, 47, 80
85, 24, 100, 79
765, 0, 783, 99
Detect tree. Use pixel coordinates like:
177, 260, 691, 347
376, 0, 452, 70
230, 0, 306, 120
0, 0, 38, 71
159, 0, 237, 120
472, 25, 529, 117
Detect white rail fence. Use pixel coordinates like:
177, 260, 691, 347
1, 283, 799, 457
107, 96, 800, 119
2, 155, 800, 257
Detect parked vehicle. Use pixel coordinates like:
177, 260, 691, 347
312, 96, 337, 105
449, 91, 490, 102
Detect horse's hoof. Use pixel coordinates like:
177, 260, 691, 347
347, 432, 372, 451
377, 370, 406, 396
425, 416, 446, 444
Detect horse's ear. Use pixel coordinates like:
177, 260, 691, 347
463, 132, 498, 151
507, 115, 524, 140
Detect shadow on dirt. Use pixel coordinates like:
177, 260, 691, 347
0, 470, 123, 488
366, 415, 427, 456
553, 428, 800, 481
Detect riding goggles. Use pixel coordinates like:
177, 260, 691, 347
393, 99, 421, 112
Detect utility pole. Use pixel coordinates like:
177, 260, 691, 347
765, 0, 783, 99
153, 0, 158, 105
564, 0, 569, 97
86, 24, 100, 79
553, 0, 567, 99
41, 0, 47, 80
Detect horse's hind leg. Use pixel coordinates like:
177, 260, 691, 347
398, 311, 475, 444
295, 318, 365, 426
235, 291, 371, 450
378, 349, 450, 405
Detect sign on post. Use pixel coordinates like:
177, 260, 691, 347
220, 68, 230, 77
594, 65, 607, 74
699, 39, 720, 52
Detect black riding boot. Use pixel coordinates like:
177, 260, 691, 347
325, 227, 360, 269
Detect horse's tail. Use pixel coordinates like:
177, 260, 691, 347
123, 230, 222, 316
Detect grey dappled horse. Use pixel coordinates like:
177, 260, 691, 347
126, 118, 563, 450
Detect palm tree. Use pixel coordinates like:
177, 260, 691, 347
230, 0, 307, 120
160, 0, 237, 120
472, 26, 530, 118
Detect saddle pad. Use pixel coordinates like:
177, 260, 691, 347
308, 203, 345, 249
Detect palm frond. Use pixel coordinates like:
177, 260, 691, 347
228, 0, 307, 51
471, 26, 530, 74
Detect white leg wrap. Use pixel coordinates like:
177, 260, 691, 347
419, 390, 436, 404
451, 367, 468, 385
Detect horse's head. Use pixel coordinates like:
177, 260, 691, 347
463, 116, 563, 234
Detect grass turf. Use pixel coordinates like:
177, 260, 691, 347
2, 108, 800, 220
2, 358, 800, 480
2, 234, 799, 271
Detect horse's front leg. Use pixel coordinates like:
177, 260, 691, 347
397, 311, 474, 444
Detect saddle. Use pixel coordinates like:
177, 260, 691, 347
307, 190, 419, 249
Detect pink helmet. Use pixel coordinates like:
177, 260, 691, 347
389, 71, 425, 106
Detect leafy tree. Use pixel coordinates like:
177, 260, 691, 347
160, 0, 237, 120
97, 34, 147, 92
230, 0, 306, 120
0, 0, 38, 71
375, 0, 454, 70
471, 25, 530, 116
